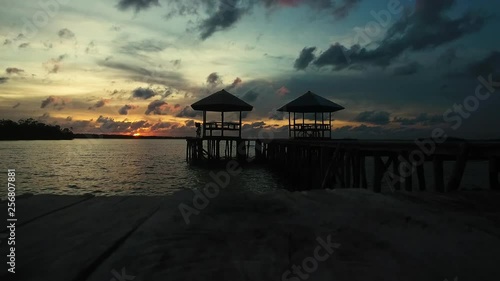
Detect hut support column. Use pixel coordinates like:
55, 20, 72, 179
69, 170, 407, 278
221, 112, 224, 137
202, 111, 206, 138
239, 111, 242, 138
288, 113, 291, 138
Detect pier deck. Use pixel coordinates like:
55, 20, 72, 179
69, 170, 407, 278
2, 189, 500, 281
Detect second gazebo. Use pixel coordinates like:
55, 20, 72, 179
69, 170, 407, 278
278, 91, 344, 139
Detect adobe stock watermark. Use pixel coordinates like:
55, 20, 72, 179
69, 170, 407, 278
178, 129, 275, 224
6, 0, 73, 49
383, 73, 500, 190
110, 267, 135, 281
340, 0, 412, 64
282, 234, 340, 281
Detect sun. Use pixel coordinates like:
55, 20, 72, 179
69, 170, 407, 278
133, 133, 141, 137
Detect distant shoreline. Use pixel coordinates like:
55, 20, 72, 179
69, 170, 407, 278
0, 134, 188, 141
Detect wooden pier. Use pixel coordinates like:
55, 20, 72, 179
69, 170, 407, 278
187, 138, 500, 193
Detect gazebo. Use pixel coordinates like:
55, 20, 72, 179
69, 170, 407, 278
191, 89, 253, 139
277, 91, 344, 139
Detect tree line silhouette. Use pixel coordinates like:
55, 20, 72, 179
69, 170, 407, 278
0, 119, 74, 140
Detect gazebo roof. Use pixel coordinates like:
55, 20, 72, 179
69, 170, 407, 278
277, 91, 345, 113
191, 89, 253, 112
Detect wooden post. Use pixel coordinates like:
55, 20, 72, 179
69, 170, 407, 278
360, 154, 368, 189
373, 153, 383, 193
239, 111, 242, 138
345, 151, 351, 188
221, 112, 224, 137
393, 155, 401, 191
202, 111, 206, 138
288, 112, 291, 138
329, 112, 332, 139
447, 143, 468, 191
433, 156, 444, 192
417, 164, 426, 191
353, 151, 360, 188
489, 157, 499, 190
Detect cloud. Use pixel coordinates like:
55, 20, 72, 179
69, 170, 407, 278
176, 106, 200, 118
0, 77, 9, 84
241, 90, 259, 102
18, 43, 29, 49
120, 39, 170, 55
393, 61, 420, 76
58, 28, 75, 39
276, 86, 290, 96
226, 77, 242, 90
118, 104, 139, 115
294, 47, 316, 70
41, 96, 68, 109
145, 100, 169, 115
12, 102, 21, 109
97, 60, 187, 89
88, 99, 110, 110
132, 87, 157, 99
206, 72, 223, 87
43, 54, 67, 74
437, 47, 459, 66
6, 67, 25, 75
466, 51, 500, 77
117, 0, 160, 12
95, 115, 152, 134
306, 0, 489, 70
393, 113, 445, 126
158, 0, 361, 40
354, 111, 391, 125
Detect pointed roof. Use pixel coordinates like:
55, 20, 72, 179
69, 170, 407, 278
191, 89, 253, 112
277, 91, 345, 113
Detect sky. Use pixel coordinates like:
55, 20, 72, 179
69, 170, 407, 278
1, 0, 499, 139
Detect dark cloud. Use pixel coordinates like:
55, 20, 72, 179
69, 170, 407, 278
0, 77, 8, 84
176, 106, 200, 118
466, 51, 500, 77
294, 47, 316, 70
145, 100, 169, 115
58, 28, 75, 39
3, 39, 12, 45
95, 115, 151, 134
66, 116, 73, 121
185, 119, 196, 127
268, 109, 285, 120
206, 72, 223, 87
12, 102, 21, 109
354, 111, 391, 125
118, 104, 138, 115
437, 47, 459, 66
120, 39, 170, 55
158, 0, 361, 40
132, 87, 157, 99
393, 113, 444, 126
393, 61, 420, 76
41, 96, 67, 109
6, 67, 25, 75
241, 90, 259, 103
88, 99, 110, 110
226, 77, 242, 90
307, 0, 489, 70
43, 54, 67, 74
18, 43, 29, 49
117, 0, 160, 12
199, 0, 247, 40
97, 60, 187, 89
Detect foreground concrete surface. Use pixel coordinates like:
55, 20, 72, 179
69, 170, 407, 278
1, 188, 500, 281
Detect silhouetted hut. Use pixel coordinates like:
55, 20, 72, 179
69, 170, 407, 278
278, 91, 344, 139
191, 89, 253, 139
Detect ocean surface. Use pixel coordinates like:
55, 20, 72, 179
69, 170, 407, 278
0, 139, 285, 198
0, 139, 490, 198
